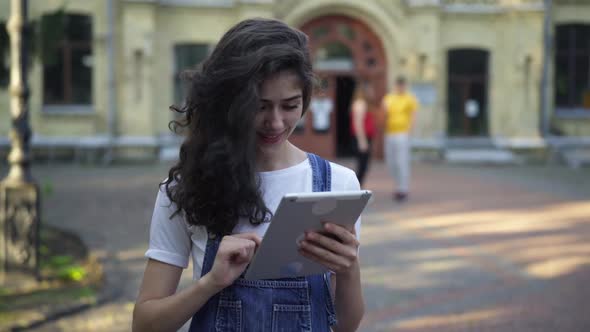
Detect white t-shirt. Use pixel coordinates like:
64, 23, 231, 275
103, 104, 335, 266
310, 98, 333, 131
145, 159, 361, 279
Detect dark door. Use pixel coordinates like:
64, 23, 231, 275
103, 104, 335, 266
447, 49, 489, 136
335, 76, 356, 157
300, 15, 387, 159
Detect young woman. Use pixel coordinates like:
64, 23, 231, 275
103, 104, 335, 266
350, 83, 376, 187
132, 18, 365, 332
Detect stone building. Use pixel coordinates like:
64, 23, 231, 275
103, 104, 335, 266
0, 0, 589, 163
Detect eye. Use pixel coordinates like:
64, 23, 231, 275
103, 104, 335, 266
283, 104, 300, 110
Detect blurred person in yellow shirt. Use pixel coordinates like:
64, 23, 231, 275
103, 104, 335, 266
381, 76, 419, 202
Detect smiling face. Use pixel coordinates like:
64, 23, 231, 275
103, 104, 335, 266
255, 70, 304, 166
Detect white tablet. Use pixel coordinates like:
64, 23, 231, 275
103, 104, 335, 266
244, 190, 372, 280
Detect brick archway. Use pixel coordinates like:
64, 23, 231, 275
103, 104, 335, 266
302, 15, 386, 88
291, 15, 387, 159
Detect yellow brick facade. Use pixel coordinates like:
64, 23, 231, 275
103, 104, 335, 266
1, 0, 589, 160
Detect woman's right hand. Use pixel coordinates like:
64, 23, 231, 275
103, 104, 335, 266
202, 233, 261, 291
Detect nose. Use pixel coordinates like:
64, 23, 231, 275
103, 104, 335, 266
263, 107, 283, 130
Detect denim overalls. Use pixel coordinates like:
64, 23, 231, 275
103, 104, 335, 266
188, 153, 337, 332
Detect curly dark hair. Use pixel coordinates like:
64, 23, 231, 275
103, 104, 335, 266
163, 18, 315, 236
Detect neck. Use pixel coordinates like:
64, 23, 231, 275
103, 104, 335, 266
256, 142, 307, 172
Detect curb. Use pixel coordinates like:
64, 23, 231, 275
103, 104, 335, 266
10, 290, 114, 332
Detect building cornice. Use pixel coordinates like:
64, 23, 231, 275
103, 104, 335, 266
405, 0, 545, 14
124, 0, 272, 8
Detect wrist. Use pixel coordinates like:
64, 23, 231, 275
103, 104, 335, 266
336, 260, 360, 280
198, 273, 226, 296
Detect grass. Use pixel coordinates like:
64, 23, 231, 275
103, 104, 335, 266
0, 224, 103, 330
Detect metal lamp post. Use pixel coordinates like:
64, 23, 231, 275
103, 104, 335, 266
0, 0, 40, 282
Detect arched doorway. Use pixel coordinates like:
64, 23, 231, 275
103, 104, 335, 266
290, 15, 387, 159
447, 49, 490, 137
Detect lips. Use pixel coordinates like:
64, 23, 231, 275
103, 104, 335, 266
257, 131, 285, 144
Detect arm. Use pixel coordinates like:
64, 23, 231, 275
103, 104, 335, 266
352, 99, 368, 152
133, 233, 261, 332
299, 223, 365, 332
330, 227, 365, 332
132, 259, 220, 332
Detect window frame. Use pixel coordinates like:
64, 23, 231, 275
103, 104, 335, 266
554, 23, 590, 118
172, 43, 211, 106
41, 13, 93, 111
0, 20, 8, 89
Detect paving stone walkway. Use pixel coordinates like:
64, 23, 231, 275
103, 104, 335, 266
19, 160, 590, 331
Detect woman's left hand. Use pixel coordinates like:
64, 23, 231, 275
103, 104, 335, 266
298, 222, 360, 276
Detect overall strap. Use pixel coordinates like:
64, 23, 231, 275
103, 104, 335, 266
190, 232, 222, 331
307, 153, 332, 192
200, 233, 220, 277
306, 152, 337, 328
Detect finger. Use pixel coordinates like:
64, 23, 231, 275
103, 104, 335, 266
303, 231, 358, 265
299, 240, 351, 269
322, 223, 358, 246
298, 247, 339, 272
299, 244, 354, 274
221, 237, 257, 262
232, 233, 262, 247
305, 230, 346, 251
231, 245, 255, 264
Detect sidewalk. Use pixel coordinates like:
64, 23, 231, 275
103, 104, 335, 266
22, 160, 590, 331
358, 161, 590, 331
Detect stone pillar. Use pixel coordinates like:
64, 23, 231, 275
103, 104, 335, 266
0, 0, 40, 283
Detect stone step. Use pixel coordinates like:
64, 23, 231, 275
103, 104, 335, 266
445, 137, 496, 149
444, 148, 519, 164
560, 148, 590, 169
159, 145, 180, 161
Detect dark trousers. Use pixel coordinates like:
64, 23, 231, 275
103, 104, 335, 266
352, 137, 372, 186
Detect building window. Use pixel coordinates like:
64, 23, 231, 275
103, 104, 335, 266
315, 42, 354, 71
447, 49, 489, 137
0, 21, 8, 89
312, 26, 329, 40
555, 24, 590, 112
337, 24, 355, 41
173, 43, 209, 105
42, 13, 93, 106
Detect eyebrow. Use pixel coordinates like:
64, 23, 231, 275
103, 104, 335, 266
260, 95, 302, 103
